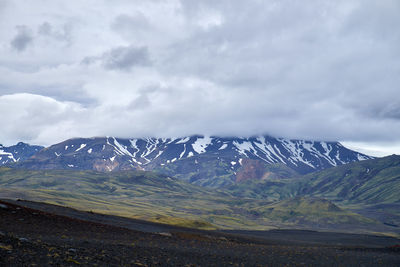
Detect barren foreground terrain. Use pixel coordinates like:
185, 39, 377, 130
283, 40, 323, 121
1, 199, 399, 266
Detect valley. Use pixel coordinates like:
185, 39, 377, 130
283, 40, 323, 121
1, 155, 400, 236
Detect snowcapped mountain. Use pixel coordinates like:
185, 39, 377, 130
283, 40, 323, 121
14, 135, 373, 187
0, 142, 44, 165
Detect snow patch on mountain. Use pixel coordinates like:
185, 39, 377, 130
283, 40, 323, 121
176, 137, 190, 144
76, 144, 87, 152
233, 141, 255, 156
179, 144, 186, 159
192, 136, 213, 154
219, 143, 228, 150
0, 150, 15, 162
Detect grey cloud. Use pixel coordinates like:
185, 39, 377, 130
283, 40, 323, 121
163, 0, 400, 118
366, 103, 400, 120
83, 45, 151, 71
104, 45, 151, 70
111, 13, 151, 34
341, 0, 400, 42
128, 94, 151, 110
127, 85, 160, 110
38, 22, 72, 43
38, 22, 52, 35
0, 0, 9, 15
383, 107, 400, 120
10, 25, 33, 51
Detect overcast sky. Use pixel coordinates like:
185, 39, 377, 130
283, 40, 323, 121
0, 0, 399, 156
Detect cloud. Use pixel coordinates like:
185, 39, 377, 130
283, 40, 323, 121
37, 22, 52, 35
0, 0, 399, 156
83, 45, 151, 71
103, 45, 151, 70
37, 22, 72, 43
10, 25, 33, 51
0, 93, 87, 145
342, 141, 400, 157
111, 13, 152, 39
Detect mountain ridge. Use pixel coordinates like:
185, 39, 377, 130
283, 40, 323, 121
0, 142, 44, 165
8, 135, 373, 187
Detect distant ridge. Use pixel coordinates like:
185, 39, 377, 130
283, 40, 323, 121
0, 142, 43, 165
11, 135, 373, 187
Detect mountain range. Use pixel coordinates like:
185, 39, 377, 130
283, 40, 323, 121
4, 135, 373, 187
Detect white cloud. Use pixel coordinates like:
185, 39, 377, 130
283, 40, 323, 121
341, 141, 400, 157
0, 93, 87, 145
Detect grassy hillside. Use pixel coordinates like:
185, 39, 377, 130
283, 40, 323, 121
0, 167, 239, 229
299, 155, 400, 205
251, 197, 376, 230
225, 178, 297, 201
1, 167, 395, 235
222, 156, 400, 234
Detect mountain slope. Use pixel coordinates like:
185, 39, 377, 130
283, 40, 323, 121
300, 155, 400, 205
0, 142, 43, 165
226, 155, 400, 206
251, 197, 377, 230
0, 167, 232, 228
14, 135, 372, 187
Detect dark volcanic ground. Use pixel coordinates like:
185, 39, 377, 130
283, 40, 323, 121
0, 199, 399, 266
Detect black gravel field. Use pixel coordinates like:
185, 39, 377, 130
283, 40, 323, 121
1, 199, 399, 266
